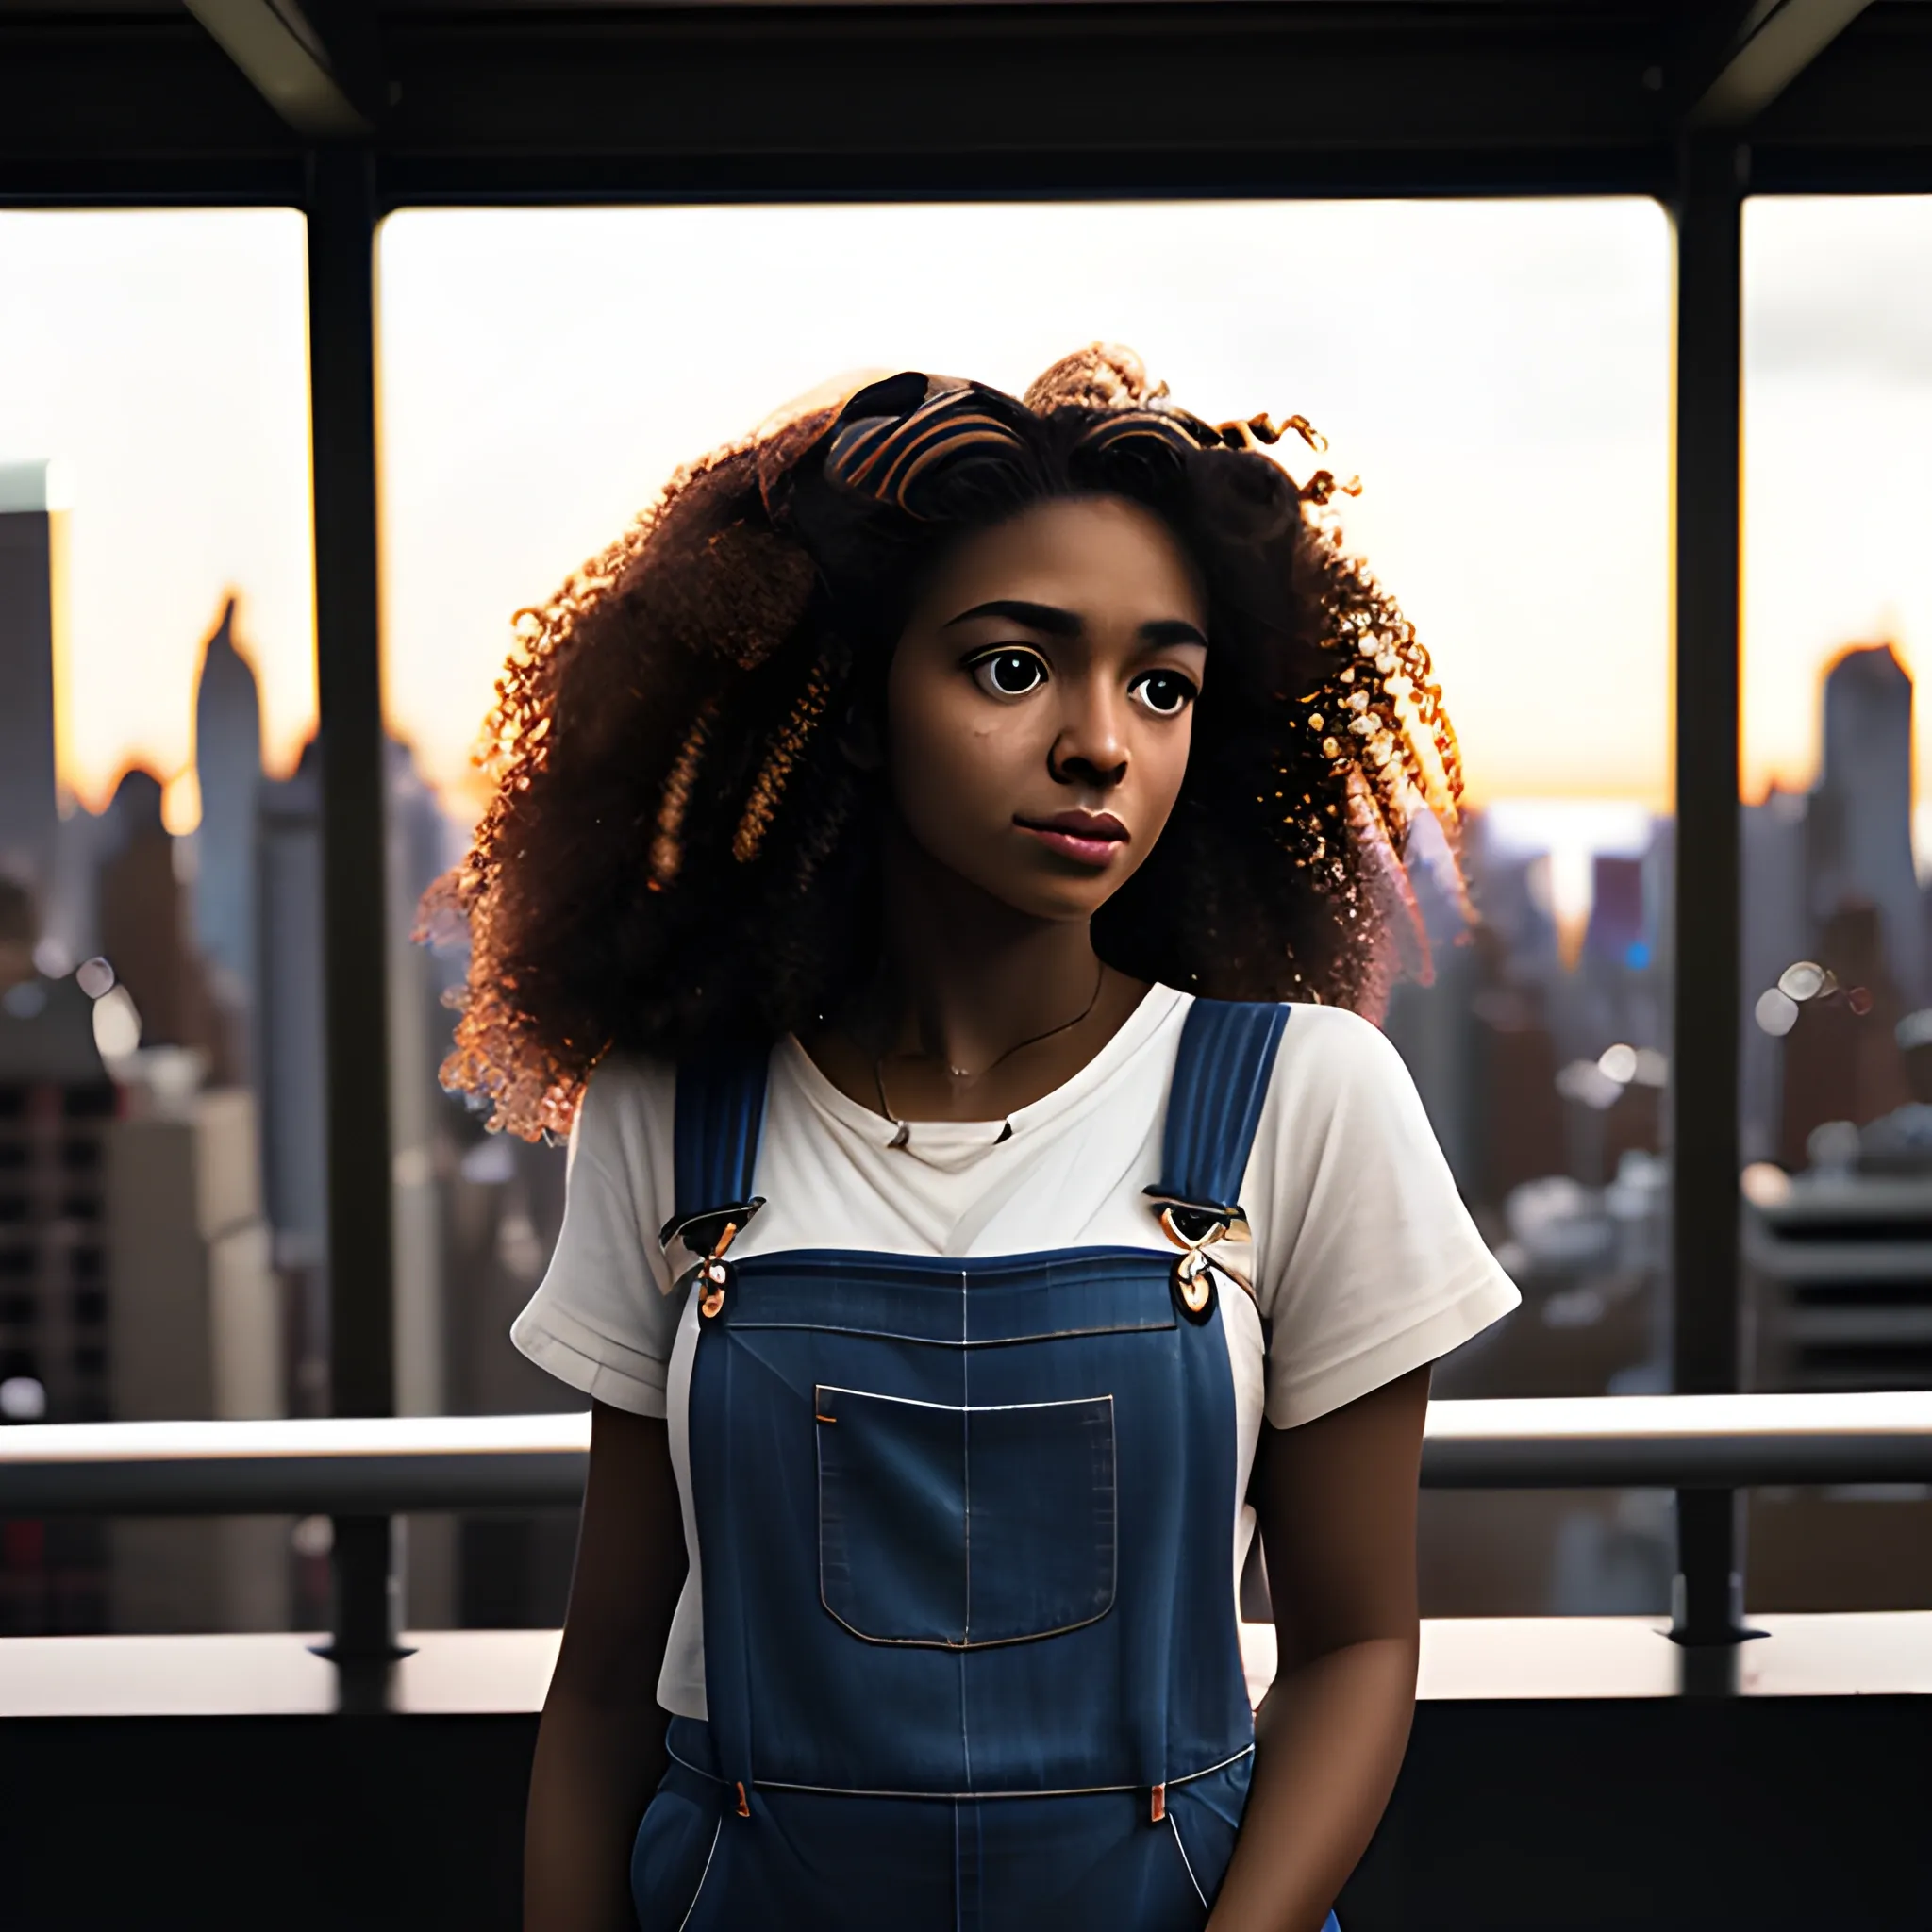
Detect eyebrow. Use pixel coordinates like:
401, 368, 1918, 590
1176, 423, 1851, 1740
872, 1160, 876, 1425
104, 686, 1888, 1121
942, 598, 1081, 637
942, 599, 1208, 651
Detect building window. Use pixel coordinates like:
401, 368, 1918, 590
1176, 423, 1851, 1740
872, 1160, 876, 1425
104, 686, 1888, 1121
376, 199, 1672, 1624
0, 209, 314, 1634
1740, 197, 1932, 1613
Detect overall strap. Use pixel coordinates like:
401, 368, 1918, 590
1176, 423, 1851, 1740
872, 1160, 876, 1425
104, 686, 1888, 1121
671, 1040, 770, 1813
1155, 999, 1291, 1210
670, 1040, 771, 1227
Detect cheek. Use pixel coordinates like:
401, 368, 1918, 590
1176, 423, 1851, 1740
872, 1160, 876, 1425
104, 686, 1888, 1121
887, 672, 1041, 827
1141, 713, 1196, 820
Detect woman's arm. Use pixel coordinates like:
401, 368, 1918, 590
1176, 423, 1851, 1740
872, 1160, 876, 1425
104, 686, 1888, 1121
1208, 1364, 1431, 1932
525, 1399, 690, 1932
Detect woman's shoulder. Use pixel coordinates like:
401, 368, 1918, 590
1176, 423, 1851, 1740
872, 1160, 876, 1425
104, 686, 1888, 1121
583, 1049, 678, 1103
1273, 998, 1399, 1058
573, 1051, 679, 1157
1160, 994, 1405, 1100
1181, 996, 1400, 1075
1259, 1001, 1421, 1119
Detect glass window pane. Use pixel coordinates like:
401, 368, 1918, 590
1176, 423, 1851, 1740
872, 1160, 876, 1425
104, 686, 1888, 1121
1742, 196, 1932, 1612
0, 210, 315, 1632
377, 201, 1673, 1622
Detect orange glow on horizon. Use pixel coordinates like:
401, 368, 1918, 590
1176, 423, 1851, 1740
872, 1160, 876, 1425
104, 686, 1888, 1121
24, 197, 1932, 847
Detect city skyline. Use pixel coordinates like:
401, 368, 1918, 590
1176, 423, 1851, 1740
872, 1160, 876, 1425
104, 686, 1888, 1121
8, 375, 1926, 1633
4, 197, 1930, 830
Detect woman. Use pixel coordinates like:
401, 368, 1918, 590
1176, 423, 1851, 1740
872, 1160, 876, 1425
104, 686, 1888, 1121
439, 345, 1519, 1931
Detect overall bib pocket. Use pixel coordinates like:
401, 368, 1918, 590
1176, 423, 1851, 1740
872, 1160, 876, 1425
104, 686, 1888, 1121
815, 1385, 1117, 1647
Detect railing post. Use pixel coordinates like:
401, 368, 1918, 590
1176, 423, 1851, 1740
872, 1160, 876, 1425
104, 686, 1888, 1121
307, 146, 404, 1677
1668, 133, 1755, 1657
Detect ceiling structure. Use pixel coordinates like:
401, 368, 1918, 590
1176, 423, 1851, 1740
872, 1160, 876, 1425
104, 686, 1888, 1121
2, 1, 1928, 204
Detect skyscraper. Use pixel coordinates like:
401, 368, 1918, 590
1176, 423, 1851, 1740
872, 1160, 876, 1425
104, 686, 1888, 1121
252, 730, 458, 1619
0, 940, 116, 1635
0, 461, 65, 899
1741, 785, 1809, 1163
255, 741, 326, 1274
95, 768, 216, 1063
1808, 643, 1921, 1003
253, 733, 453, 1400
191, 596, 263, 1013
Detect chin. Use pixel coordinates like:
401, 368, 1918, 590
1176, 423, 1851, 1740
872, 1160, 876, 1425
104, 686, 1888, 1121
942, 843, 1124, 924
1006, 880, 1116, 924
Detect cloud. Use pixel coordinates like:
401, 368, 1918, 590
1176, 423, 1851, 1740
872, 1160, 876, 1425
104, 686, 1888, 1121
1746, 197, 1932, 386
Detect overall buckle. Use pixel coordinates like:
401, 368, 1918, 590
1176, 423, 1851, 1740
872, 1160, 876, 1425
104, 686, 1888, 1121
661, 1199, 764, 1324
1143, 1191, 1246, 1325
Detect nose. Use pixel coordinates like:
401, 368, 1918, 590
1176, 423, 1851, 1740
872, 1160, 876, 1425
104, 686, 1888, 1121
1048, 673, 1129, 791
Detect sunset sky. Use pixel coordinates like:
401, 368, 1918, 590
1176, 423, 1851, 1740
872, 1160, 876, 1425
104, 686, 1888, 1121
2, 195, 1927, 840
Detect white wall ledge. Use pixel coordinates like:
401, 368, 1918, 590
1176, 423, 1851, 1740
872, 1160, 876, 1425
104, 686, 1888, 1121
2, 1613, 1927, 1720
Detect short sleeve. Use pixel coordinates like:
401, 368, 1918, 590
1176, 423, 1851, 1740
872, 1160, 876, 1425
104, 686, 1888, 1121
1243, 1006, 1520, 1429
509, 1057, 682, 1417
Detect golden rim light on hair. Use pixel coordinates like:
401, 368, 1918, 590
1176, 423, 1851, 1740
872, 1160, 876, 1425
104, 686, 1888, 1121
430, 342, 1468, 1141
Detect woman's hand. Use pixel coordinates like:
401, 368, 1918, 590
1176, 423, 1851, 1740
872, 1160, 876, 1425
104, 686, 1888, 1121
1206, 1365, 1430, 1932
525, 1401, 690, 1932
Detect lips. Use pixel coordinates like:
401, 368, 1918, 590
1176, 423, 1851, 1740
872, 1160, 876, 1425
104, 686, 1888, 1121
1015, 811, 1128, 869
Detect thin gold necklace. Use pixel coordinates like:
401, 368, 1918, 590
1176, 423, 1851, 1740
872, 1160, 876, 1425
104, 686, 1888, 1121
872, 959, 1106, 1140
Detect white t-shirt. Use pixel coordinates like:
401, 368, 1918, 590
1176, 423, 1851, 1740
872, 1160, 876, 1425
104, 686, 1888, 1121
513, 986, 1519, 1718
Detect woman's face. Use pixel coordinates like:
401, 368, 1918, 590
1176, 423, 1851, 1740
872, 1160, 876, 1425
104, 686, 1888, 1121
884, 494, 1208, 924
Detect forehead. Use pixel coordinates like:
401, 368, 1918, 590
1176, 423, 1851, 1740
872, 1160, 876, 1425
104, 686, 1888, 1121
915, 495, 1205, 624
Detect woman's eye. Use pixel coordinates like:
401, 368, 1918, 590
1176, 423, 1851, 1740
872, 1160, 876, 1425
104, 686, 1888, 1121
970, 649, 1048, 699
1129, 670, 1197, 717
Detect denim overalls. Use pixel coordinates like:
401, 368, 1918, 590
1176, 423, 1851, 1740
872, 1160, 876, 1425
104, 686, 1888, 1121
632, 998, 1339, 1931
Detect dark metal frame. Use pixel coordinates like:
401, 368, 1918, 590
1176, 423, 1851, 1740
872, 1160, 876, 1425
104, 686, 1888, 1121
1670, 132, 1749, 1647
6, 0, 1929, 1665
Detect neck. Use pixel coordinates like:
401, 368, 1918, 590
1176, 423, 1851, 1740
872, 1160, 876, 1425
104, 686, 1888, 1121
865, 816, 1106, 1076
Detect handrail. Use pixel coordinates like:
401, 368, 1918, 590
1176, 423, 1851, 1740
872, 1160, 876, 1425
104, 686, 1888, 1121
1, 1393, 1929, 1516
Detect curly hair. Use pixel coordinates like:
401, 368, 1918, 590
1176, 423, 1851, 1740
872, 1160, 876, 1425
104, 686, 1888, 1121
429, 345, 1464, 1140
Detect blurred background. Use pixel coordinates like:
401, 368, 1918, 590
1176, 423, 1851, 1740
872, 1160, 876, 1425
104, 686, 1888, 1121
2, 192, 1927, 1638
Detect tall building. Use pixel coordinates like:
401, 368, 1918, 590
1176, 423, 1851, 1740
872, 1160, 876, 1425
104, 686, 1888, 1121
1379, 814, 1481, 1194
0, 886, 116, 1635
255, 742, 327, 1279
1582, 855, 1646, 965
386, 734, 452, 1423
191, 596, 263, 1017
0, 461, 65, 898
107, 1077, 286, 1632
254, 731, 458, 1619
1741, 786, 1809, 1163
0, 950, 115, 1427
95, 768, 221, 1068
1808, 643, 1920, 1003
256, 731, 455, 1354
1778, 901, 1910, 1167
41, 803, 105, 972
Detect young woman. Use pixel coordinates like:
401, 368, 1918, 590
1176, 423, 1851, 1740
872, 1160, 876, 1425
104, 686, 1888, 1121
439, 345, 1518, 1932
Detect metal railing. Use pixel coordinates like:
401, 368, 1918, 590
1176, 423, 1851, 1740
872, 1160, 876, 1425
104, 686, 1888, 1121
4, 1391, 1930, 1518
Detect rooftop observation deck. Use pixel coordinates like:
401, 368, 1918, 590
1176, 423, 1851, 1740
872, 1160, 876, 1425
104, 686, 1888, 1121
8, 3, 1932, 1926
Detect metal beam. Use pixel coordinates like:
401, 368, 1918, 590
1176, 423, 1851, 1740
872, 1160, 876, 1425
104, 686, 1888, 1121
7, 6, 1932, 192
183, 0, 371, 139
1690, 0, 1874, 126
1670, 131, 1748, 1649
307, 146, 401, 1668
376, 6, 1664, 161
